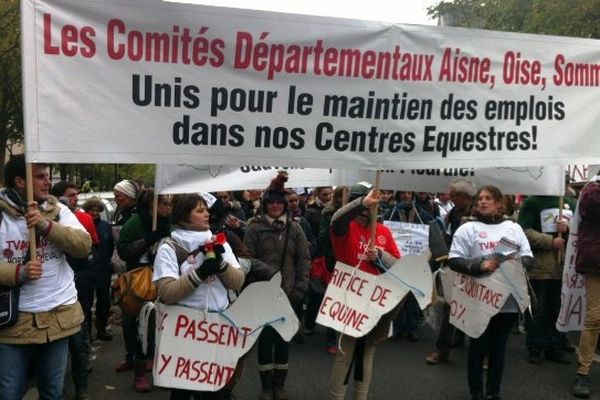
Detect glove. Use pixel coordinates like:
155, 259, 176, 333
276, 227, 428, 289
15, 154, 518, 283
213, 244, 226, 262
201, 243, 226, 265
195, 257, 227, 280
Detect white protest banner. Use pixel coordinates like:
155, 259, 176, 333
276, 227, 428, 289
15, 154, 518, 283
556, 179, 593, 332
316, 253, 432, 337
384, 221, 429, 256
153, 274, 298, 391
449, 259, 529, 338
23, 0, 600, 167
155, 164, 565, 195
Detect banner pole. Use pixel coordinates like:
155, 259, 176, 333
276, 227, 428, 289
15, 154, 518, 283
557, 195, 564, 264
26, 163, 37, 256
152, 193, 158, 231
370, 171, 381, 246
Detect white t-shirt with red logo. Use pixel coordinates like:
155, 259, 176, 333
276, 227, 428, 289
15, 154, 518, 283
449, 219, 532, 312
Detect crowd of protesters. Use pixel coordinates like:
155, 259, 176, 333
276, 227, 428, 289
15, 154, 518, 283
1, 153, 599, 400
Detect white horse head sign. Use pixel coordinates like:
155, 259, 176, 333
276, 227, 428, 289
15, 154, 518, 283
448, 259, 529, 338
316, 253, 432, 337
153, 273, 298, 391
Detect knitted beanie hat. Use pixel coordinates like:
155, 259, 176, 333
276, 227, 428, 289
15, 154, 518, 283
262, 171, 289, 211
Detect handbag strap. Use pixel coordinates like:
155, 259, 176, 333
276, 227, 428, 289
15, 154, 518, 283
279, 223, 291, 271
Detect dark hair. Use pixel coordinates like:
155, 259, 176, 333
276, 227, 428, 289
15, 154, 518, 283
51, 181, 78, 197
476, 185, 504, 214
136, 189, 155, 215
315, 186, 332, 195
4, 154, 26, 188
82, 197, 105, 212
171, 193, 207, 225
394, 191, 414, 203
3, 154, 50, 189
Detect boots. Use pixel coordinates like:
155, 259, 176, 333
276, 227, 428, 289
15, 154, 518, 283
259, 370, 274, 400
133, 360, 152, 392
273, 369, 289, 400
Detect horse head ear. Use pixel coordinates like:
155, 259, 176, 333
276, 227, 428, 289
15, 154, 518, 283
270, 272, 282, 287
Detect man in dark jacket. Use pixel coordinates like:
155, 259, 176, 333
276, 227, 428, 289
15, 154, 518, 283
519, 193, 576, 365
426, 178, 477, 364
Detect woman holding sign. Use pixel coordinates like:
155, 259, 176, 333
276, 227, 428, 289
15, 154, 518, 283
153, 193, 245, 399
327, 183, 401, 400
448, 185, 533, 400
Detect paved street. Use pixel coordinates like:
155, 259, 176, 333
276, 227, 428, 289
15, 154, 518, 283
23, 308, 599, 400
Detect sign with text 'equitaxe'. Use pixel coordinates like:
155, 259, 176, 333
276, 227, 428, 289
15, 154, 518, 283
316, 253, 432, 337
449, 260, 530, 338
22, 0, 600, 167
155, 164, 565, 195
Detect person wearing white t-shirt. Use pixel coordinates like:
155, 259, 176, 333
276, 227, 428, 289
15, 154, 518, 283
0, 154, 91, 400
153, 193, 245, 400
448, 185, 534, 400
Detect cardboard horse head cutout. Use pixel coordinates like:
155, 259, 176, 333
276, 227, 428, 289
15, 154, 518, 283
316, 252, 433, 337
152, 273, 298, 391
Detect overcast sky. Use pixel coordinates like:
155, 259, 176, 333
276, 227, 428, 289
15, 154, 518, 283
167, 0, 439, 25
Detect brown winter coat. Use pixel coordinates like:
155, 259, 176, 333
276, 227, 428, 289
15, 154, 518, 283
243, 214, 311, 304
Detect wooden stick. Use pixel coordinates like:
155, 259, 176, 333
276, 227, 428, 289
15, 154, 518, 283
341, 186, 349, 206
26, 163, 37, 257
557, 196, 564, 265
370, 171, 381, 246
152, 193, 158, 231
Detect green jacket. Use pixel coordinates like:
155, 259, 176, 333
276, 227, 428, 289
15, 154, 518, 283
518, 195, 576, 279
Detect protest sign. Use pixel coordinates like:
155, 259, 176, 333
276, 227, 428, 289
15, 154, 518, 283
540, 208, 574, 233
384, 221, 429, 256
556, 180, 590, 332
153, 273, 298, 391
155, 164, 565, 196
22, 0, 600, 168
316, 253, 432, 337
449, 259, 529, 338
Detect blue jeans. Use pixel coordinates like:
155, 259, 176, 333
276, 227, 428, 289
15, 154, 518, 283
69, 327, 90, 393
0, 337, 70, 400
